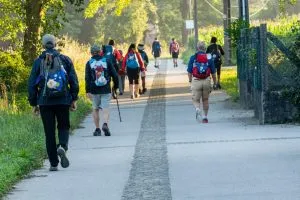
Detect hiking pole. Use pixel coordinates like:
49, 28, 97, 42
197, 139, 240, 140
114, 90, 122, 122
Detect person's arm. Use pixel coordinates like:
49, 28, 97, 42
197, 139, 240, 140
144, 52, 149, 66
121, 53, 128, 71
85, 61, 92, 94
63, 56, 79, 102
218, 45, 225, 55
136, 52, 145, 71
28, 59, 40, 107
187, 55, 195, 82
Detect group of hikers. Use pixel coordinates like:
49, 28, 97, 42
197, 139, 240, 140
27, 34, 224, 171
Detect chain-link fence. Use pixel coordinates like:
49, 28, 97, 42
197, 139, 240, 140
237, 24, 300, 124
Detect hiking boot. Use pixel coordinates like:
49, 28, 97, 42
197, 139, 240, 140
102, 123, 111, 136
202, 118, 208, 123
93, 128, 101, 136
196, 109, 202, 122
139, 89, 143, 95
57, 146, 70, 168
49, 166, 58, 171
217, 83, 222, 89
130, 95, 134, 99
142, 88, 147, 94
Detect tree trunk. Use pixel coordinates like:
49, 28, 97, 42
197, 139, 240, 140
22, 0, 43, 67
180, 0, 191, 46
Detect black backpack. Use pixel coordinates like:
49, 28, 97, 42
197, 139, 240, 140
211, 44, 222, 66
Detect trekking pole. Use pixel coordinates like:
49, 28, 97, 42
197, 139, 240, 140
114, 90, 122, 122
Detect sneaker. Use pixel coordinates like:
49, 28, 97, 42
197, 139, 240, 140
202, 118, 208, 123
139, 89, 143, 95
49, 166, 58, 171
57, 147, 70, 168
196, 109, 202, 122
102, 123, 111, 136
119, 92, 123, 96
93, 128, 101, 136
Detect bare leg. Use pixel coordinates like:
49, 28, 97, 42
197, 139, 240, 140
102, 108, 110, 124
92, 109, 100, 129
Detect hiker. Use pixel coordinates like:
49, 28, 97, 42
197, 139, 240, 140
187, 41, 217, 123
169, 38, 180, 67
206, 36, 225, 89
28, 34, 79, 171
85, 44, 119, 137
120, 43, 145, 99
104, 39, 122, 97
152, 37, 162, 68
118, 49, 126, 95
138, 43, 149, 94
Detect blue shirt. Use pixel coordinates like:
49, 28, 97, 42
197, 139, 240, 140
187, 51, 216, 74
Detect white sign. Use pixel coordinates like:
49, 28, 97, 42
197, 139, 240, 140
185, 20, 194, 29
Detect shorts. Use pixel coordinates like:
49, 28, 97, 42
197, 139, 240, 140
92, 93, 111, 109
172, 52, 179, 58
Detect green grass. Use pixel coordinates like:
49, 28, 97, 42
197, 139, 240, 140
222, 67, 239, 102
0, 97, 91, 198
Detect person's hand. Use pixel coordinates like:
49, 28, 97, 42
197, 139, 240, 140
86, 93, 93, 100
118, 69, 126, 76
70, 101, 77, 111
32, 106, 40, 116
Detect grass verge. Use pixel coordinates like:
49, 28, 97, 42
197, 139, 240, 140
0, 97, 91, 198
221, 67, 239, 102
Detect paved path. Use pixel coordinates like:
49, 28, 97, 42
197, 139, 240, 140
6, 59, 300, 200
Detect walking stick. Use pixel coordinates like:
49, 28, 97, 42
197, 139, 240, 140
114, 90, 122, 122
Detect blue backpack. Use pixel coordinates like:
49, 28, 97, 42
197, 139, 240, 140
126, 52, 139, 69
89, 57, 109, 87
153, 41, 160, 53
39, 53, 68, 98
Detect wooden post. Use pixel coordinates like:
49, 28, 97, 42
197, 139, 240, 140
259, 24, 267, 124
223, 0, 232, 65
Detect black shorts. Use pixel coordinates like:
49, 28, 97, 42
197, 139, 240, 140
172, 52, 179, 58
127, 68, 140, 84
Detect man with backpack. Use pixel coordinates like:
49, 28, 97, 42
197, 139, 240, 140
206, 36, 225, 89
28, 34, 79, 171
103, 40, 122, 97
138, 43, 149, 94
152, 37, 162, 68
187, 41, 217, 123
169, 38, 180, 67
85, 45, 119, 137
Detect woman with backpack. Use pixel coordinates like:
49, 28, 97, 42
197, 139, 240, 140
119, 43, 145, 99
187, 41, 217, 123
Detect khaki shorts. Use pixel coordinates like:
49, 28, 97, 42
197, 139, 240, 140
92, 93, 111, 109
191, 78, 211, 101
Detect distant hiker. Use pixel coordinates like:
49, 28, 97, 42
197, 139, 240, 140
187, 41, 217, 123
104, 39, 122, 98
138, 43, 149, 94
120, 43, 145, 99
85, 44, 119, 137
28, 34, 79, 171
169, 38, 180, 67
118, 49, 125, 95
206, 36, 224, 89
152, 37, 162, 68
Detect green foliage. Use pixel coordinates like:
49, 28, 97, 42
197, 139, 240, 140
222, 67, 239, 102
93, 0, 153, 44
227, 19, 250, 48
0, 0, 24, 44
0, 51, 29, 91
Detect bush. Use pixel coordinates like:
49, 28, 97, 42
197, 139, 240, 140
0, 51, 29, 92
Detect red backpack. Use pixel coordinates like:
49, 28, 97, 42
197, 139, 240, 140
171, 42, 179, 53
192, 53, 211, 79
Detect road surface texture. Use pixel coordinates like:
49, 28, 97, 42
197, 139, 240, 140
6, 59, 300, 200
